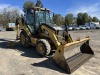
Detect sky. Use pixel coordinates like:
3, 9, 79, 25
0, 0, 100, 19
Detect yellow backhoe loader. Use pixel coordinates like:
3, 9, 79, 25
16, 7, 94, 74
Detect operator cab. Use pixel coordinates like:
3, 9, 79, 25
25, 7, 52, 35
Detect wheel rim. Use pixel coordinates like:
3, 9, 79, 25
37, 43, 45, 55
20, 33, 26, 45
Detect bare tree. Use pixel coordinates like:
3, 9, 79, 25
0, 7, 20, 26
9, 7, 20, 22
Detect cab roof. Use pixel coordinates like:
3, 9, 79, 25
33, 7, 50, 12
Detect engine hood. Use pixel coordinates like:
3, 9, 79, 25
52, 25, 64, 31
41, 23, 64, 31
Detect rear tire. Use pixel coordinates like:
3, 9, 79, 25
36, 39, 51, 57
20, 31, 30, 47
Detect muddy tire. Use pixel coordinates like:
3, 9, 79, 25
36, 39, 51, 57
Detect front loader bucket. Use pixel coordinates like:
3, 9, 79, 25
53, 38, 94, 74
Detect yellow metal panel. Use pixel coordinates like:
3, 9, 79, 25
41, 25, 60, 47
22, 25, 31, 36
64, 38, 90, 47
30, 38, 37, 45
40, 33, 50, 38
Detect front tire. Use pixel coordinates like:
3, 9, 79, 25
36, 39, 51, 57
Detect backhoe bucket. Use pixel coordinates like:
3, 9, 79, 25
53, 38, 94, 74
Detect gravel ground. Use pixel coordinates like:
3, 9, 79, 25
0, 30, 100, 75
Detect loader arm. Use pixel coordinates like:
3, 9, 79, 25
40, 24, 73, 47
40, 25, 61, 47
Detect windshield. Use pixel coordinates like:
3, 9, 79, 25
46, 12, 51, 24
26, 9, 34, 25
35, 11, 51, 24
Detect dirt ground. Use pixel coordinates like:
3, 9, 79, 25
0, 30, 100, 75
